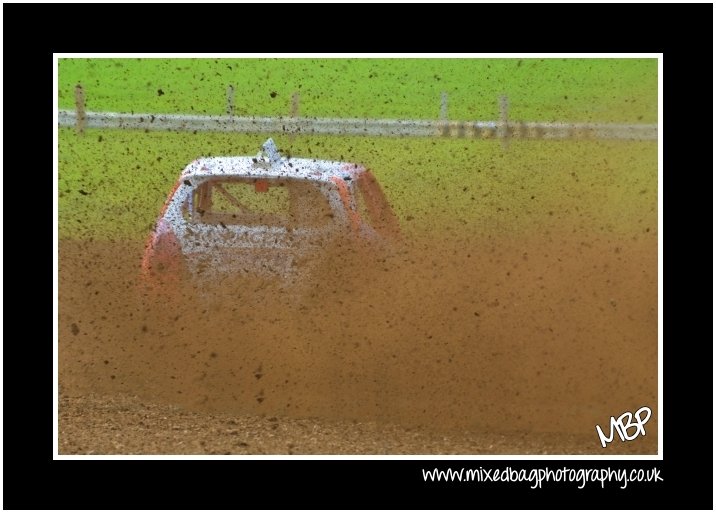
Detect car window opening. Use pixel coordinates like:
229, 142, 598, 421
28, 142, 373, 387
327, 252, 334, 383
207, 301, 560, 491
190, 178, 334, 229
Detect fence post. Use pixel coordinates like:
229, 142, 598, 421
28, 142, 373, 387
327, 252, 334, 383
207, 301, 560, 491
291, 91, 300, 118
226, 85, 235, 116
499, 94, 510, 149
288, 91, 301, 142
74, 84, 86, 134
439, 91, 449, 136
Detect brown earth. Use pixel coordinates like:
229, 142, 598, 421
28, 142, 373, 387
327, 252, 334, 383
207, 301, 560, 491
58, 229, 658, 455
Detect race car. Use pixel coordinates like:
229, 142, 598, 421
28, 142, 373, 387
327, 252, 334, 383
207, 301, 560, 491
140, 138, 400, 302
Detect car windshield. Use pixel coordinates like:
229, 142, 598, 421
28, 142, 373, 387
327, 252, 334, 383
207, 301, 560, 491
186, 177, 335, 229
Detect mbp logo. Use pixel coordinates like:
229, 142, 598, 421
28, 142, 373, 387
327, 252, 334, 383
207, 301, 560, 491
596, 406, 652, 448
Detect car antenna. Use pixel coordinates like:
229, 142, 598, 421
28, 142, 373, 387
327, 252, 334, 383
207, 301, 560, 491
259, 138, 282, 167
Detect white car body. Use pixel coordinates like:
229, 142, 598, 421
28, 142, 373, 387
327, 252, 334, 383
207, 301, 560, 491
141, 139, 400, 297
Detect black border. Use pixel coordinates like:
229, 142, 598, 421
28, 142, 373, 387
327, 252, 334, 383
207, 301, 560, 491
4, 2, 713, 510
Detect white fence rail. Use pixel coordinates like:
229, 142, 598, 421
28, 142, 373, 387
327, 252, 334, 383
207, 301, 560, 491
58, 84, 658, 140
58, 109, 656, 141
60, 87, 656, 141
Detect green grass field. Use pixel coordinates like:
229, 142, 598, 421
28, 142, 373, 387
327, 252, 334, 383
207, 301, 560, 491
59, 58, 657, 122
58, 58, 657, 242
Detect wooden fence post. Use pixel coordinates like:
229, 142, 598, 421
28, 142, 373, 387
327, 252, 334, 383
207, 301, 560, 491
439, 92, 449, 136
226, 85, 235, 116
288, 91, 300, 142
291, 91, 300, 118
74, 84, 86, 134
499, 94, 510, 149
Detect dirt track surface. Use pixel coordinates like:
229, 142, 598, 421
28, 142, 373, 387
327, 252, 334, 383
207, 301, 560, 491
59, 393, 655, 456
58, 231, 657, 455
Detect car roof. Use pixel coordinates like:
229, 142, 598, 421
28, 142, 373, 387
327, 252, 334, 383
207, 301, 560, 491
181, 156, 366, 183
